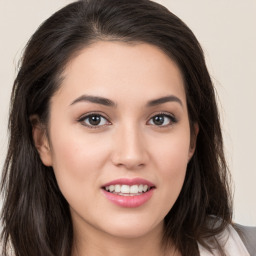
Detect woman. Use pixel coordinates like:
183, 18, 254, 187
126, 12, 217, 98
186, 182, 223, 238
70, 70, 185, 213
1, 0, 255, 255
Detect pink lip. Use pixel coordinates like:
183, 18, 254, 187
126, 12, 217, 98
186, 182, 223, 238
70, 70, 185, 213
101, 178, 155, 208
102, 189, 154, 208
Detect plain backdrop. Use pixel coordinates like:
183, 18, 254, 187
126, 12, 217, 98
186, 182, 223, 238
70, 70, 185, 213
0, 0, 255, 226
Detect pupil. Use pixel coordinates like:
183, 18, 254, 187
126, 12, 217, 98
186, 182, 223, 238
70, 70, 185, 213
89, 115, 101, 125
153, 115, 164, 125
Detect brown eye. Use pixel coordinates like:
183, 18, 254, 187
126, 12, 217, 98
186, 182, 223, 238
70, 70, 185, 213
152, 115, 165, 125
87, 115, 102, 126
148, 114, 177, 127
79, 114, 110, 128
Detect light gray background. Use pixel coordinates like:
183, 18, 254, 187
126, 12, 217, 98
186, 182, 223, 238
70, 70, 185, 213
0, 0, 255, 225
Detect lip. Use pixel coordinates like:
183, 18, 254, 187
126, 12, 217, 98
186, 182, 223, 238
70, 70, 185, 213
101, 178, 155, 208
102, 189, 154, 208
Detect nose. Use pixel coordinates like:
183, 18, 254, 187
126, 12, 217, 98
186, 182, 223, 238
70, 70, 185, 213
111, 124, 149, 170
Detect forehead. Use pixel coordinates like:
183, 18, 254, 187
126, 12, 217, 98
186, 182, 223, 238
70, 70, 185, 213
55, 41, 186, 106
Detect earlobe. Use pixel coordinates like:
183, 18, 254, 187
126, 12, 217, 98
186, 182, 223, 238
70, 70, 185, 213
188, 123, 199, 161
30, 115, 53, 167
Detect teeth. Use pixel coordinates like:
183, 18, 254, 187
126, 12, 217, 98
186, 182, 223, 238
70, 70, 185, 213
121, 185, 130, 193
115, 184, 121, 193
138, 184, 143, 192
130, 185, 139, 193
104, 184, 151, 194
143, 185, 148, 192
109, 185, 115, 192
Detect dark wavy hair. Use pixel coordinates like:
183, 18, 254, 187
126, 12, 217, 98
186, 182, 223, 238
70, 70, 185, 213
1, 0, 232, 255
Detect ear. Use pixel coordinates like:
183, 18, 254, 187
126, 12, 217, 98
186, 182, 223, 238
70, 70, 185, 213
30, 115, 53, 166
188, 122, 199, 161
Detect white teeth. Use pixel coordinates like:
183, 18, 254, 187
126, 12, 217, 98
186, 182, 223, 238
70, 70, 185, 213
121, 185, 130, 193
138, 184, 143, 192
109, 185, 115, 192
115, 184, 121, 193
130, 185, 139, 193
143, 185, 148, 192
104, 184, 151, 194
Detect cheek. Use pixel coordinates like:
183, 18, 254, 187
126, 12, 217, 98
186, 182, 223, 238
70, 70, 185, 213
158, 143, 188, 191
50, 126, 108, 172
49, 135, 104, 212
152, 130, 190, 201
48, 127, 110, 199
154, 130, 191, 173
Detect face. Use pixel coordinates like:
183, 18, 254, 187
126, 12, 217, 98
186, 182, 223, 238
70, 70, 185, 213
34, 41, 197, 241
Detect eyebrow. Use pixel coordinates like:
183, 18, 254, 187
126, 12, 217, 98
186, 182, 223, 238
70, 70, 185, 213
70, 95, 116, 107
70, 94, 183, 108
147, 95, 183, 107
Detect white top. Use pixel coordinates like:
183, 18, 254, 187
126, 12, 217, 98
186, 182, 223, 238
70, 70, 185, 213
198, 224, 250, 256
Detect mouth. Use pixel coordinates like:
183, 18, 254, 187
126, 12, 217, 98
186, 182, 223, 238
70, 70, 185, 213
103, 184, 153, 196
101, 178, 155, 207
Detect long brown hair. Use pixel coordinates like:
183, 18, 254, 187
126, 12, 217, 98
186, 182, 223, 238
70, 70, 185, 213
1, 0, 232, 255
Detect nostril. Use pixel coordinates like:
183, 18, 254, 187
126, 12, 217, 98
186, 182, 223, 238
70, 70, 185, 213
111, 154, 147, 169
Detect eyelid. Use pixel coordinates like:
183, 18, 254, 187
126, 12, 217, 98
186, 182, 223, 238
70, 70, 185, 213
147, 112, 178, 127
77, 111, 177, 129
77, 112, 112, 128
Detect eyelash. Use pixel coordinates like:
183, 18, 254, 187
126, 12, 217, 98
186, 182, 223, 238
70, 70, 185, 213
147, 112, 177, 127
77, 112, 177, 129
77, 113, 111, 129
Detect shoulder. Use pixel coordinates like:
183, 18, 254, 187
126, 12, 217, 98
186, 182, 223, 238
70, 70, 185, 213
234, 223, 256, 256
198, 223, 253, 256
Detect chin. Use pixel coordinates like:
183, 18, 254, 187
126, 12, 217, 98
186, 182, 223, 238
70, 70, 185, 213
101, 217, 163, 239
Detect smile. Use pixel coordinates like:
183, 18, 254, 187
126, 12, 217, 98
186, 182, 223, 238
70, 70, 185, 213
104, 184, 151, 196
101, 178, 155, 207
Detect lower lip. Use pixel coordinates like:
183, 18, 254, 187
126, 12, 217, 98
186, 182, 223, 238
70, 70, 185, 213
101, 189, 154, 208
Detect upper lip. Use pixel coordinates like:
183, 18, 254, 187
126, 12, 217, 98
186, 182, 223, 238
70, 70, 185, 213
101, 178, 155, 188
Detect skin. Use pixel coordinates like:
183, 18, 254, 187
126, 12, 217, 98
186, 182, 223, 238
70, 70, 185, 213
33, 41, 198, 256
